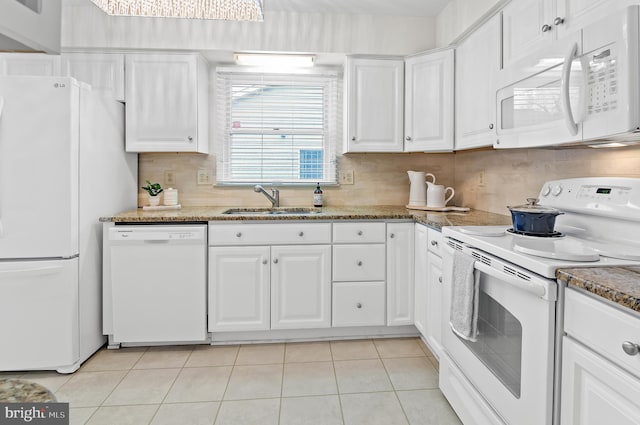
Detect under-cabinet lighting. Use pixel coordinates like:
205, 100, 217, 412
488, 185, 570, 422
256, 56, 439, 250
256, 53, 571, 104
234, 53, 316, 68
588, 142, 629, 148
89, 0, 264, 21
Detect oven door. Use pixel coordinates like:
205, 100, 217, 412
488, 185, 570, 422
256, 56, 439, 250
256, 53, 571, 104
441, 239, 557, 425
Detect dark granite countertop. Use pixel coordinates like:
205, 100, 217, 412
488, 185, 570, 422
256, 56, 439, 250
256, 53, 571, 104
100, 205, 512, 231
557, 267, 640, 315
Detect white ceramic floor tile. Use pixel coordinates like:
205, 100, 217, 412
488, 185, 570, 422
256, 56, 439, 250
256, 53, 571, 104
55, 371, 127, 408
382, 357, 438, 390
282, 362, 337, 397
103, 369, 180, 406
340, 392, 409, 425
164, 366, 232, 403
223, 364, 283, 400
185, 345, 239, 367
19, 371, 73, 393
374, 339, 426, 358
416, 340, 435, 358
280, 395, 343, 425
133, 346, 193, 369
334, 359, 392, 394
330, 340, 378, 361
285, 342, 332, 363
214, 398, 280, 425
235, 344, 285, 365
428, 356, 439, 371
397, 389, 462, 425
69, 407, 97, 425
85, 405, 159, 425
150, 402, 220, 425
81, 347, 147, 372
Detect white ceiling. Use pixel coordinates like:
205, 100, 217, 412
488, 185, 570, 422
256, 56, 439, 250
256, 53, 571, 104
266, 0, 451, 17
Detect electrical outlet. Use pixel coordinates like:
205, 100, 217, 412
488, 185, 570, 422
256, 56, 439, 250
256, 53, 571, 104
478, 170, 486, 187
164, 170, 176, 186
197, 168, 211, 185
339, 170, 354, 185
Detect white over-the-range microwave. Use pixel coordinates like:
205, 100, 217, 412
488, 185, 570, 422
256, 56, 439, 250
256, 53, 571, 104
495, 5, 640, 149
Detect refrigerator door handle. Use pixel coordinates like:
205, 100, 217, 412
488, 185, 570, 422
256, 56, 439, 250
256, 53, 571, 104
0, 96, 4, 120
0, 96, 3, 238
0, 265, 63, 277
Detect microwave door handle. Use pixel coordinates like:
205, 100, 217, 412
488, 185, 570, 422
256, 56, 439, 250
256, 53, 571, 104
561, 42, 580, 136
473, 260, 548, 299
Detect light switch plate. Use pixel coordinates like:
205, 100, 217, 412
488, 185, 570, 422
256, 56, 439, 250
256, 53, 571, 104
339, 170, 354, 185
197, 168, 211, 185
164, 170, 176, 186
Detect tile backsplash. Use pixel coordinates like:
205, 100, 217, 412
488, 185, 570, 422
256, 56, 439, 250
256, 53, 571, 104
138, 145, 640, 215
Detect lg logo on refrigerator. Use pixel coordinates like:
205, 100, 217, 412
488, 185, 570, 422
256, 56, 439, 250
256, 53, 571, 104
53, 83, 66, 88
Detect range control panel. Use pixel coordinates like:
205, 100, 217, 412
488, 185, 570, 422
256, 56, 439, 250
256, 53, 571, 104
538, 177, 640, 221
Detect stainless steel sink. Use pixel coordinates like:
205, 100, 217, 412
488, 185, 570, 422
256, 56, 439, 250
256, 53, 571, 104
222, 208, 322, 216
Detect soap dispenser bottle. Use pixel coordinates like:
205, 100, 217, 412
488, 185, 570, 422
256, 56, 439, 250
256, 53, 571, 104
314, 183, 323, 207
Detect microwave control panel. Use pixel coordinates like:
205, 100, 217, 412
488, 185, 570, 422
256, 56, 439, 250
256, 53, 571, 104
586, 46, 619, 116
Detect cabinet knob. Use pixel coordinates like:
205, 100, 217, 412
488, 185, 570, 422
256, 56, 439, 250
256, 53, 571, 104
406, 136, 412, 141
236, 232, 242, 237
489, 123, 494, 130
356, 303, 362, 309
431, 240, 438, 246
622, 341, 640, 356
357, 261, 363, 266
298, 231, 304, 237
390, 233, 395, 238
438, 276, 443, 283
541, 24, 552, 32
554, 17, 565, 26
273, 258, 279, 264
357, 230, 363, 236
262, 259, 268, 265
187, 136, 193, 142
351, 136, 356, 141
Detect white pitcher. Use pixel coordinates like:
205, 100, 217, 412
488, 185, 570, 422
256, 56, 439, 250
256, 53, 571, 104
407, 171, 436, 206
426, 181, 455, 208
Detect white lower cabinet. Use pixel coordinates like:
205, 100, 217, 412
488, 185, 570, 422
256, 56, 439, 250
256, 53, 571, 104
413, 224, 428, 337
387, 223, 415, 326
271, 245, 331, 330
332, 281, 386, 327
426, 249, 443, 356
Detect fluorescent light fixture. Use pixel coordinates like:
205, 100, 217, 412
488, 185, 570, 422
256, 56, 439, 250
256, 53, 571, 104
89, 0, 264, 21
589, 142, 629, 148
234, 53, 316, 67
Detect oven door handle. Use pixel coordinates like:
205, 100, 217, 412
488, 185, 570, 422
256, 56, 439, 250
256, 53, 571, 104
474, 260, 549, 299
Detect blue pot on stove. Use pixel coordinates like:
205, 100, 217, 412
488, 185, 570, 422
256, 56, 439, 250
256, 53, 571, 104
507, 198, 564, 235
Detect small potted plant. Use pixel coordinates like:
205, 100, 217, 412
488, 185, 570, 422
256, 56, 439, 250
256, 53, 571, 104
141, 180, 163, 206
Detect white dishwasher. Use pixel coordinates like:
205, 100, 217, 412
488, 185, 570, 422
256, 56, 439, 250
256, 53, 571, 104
105, 224, 207, 347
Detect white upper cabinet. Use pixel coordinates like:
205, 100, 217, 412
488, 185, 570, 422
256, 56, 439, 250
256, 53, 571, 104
555, 0, 633, 39
455, 14, 501, 150
61, 53, 125, 101
404, 49, 454, 152
0, 0, 61, 53
344, 57, 405, 153
125, 53, 209, 153
0, 53, 60, 76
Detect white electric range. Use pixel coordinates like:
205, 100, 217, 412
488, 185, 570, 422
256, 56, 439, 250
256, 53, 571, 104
438, 177, 640, 425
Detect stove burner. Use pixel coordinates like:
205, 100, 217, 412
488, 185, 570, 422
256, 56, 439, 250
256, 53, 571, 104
507, 228, 564, 238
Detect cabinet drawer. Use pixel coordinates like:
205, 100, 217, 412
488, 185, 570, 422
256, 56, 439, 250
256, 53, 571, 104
209, 223, 331, 245
427, 228, 443, 256
333, 244, 386, 281
565, 289, 640, 378
333, 222, 386, 243
332, 281, 386, 327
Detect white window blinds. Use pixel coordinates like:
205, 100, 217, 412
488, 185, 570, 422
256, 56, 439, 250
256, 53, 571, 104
215, 69, 339, 185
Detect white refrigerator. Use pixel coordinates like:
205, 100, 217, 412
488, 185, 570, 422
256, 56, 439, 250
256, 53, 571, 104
0, 76, 137, 373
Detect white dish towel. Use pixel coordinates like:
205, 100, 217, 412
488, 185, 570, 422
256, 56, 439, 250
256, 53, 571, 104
449, 250, 480, 342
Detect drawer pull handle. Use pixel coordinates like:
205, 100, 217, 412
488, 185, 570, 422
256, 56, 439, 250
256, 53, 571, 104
390, 233, 395, 238
273, 259, 279, 264
236, 232, 242, 237
622, 341, 640, 356
554, 16, 565, 26
357, 230, 363, 236
431, 240, 438, 246
541, 24, 552, 32
438, 276, 443, 283
298, 231, 304, 237
357, 261, 363, 266
262, 259, 268, 265
356, 303, 362, 309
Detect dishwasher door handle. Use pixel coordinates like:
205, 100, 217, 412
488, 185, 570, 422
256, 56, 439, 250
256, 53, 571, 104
143, 239, 171, 244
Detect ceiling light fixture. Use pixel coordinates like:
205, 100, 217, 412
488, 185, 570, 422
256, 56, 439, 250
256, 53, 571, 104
89, 0, 264, 21
234, 53, 316, 67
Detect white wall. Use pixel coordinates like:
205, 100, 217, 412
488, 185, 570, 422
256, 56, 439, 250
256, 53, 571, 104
62, 1, 437, 56
435, 0, 503, 47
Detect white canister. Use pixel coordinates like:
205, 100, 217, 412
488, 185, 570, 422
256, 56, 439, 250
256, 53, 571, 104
164, 188, 178, 206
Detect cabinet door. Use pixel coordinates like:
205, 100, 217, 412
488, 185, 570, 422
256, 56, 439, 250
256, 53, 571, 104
404, 49, 453, 152
125, 54, 208, 153
387, 223, 415, 326
561, 337, 640, 425
345, 58, 404, 152
502, 0, 554, 70
61, 53, 125, 101
208, 246, 270, 332
271, 245, 331, 329
426, 251, 443, 357
455, 14, 501, 150
0, 53, 60, 76
413, 224, 429, 337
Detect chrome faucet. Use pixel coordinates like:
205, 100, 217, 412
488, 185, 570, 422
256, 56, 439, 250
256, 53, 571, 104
254, 185, 280, 208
